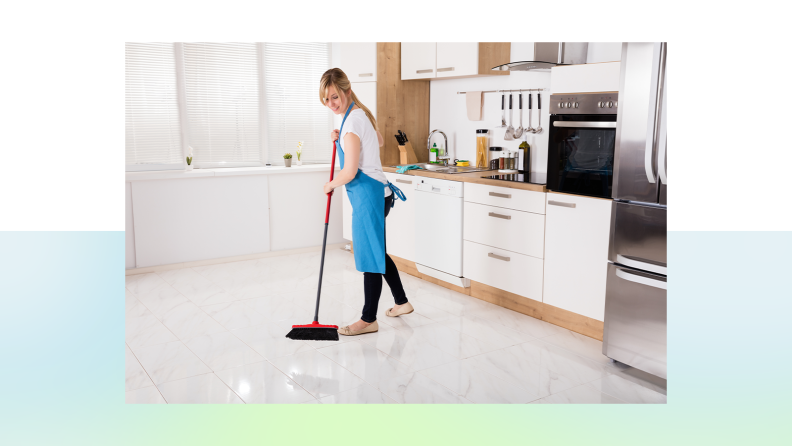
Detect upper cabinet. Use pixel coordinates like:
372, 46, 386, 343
335, 42, 377, 83
401, 42, 437, 80
401, 43, 511, 81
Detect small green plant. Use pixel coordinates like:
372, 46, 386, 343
186, 156, 193, 165
283, 153, 293, 159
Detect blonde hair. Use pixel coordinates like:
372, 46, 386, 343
319, 68, 378, 132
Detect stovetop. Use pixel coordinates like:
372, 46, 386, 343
484, 171, 547, 185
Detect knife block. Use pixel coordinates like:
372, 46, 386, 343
398, 141, 419, 165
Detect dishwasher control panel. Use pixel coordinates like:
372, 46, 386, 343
415, 178, 463, 198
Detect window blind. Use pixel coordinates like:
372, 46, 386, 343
263, 43, 332, 165
182, 43, 261, 167
125, 43, 183, 168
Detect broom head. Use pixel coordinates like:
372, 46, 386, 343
286, 321, 339, 341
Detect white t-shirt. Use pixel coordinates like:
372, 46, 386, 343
340, 109, 391, 197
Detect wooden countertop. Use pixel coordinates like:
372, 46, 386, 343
382, 167, 547, 193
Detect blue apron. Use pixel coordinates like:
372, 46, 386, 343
336, 103, 406, 274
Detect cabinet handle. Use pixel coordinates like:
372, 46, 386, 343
359, 73, 373, 77
488, 212, 511, 220
416, 69, 433, 74
548, 200, 576, 208
488, 252, 511, 262
395, 179, 412, 184
489, 192, 511, 199
437, 67, 455, 72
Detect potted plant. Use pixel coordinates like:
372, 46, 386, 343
283, 152, 293, 167
296, 141, 303, 166
186, 146, 194, 171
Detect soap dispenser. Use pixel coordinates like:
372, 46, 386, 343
430, 143, 438, 163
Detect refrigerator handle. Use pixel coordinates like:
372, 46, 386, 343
647, 42, 667, 186
656, 45, 668, 185
615, 266, 667, 290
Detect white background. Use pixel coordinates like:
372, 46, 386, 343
0, 1, 787, 231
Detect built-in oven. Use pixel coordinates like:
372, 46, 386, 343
547, 92, 618, 199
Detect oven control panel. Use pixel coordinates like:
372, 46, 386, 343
549, 92, 619, 115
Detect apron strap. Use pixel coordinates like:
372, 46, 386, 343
336, 101, 356, 151
386, 182, 406, 208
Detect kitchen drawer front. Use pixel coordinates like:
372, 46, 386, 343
463, 240, 543, 302
464, 183, 546, 214
463, 201, 545, 258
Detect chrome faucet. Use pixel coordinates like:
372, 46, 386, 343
427, 129, 449, 166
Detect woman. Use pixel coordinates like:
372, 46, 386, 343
319, 68, 414, 336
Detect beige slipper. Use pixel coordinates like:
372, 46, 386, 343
337, 320, 379, 336
386, 302, 414, 317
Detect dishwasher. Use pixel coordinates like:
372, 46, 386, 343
413, 177, 469, 288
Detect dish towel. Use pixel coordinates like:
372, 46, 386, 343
396, 165, 424, 174
466, 91, 483, 121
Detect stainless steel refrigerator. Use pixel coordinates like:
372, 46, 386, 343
602, 42, 667, 379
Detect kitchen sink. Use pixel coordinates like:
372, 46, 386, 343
390, 163, 493, 174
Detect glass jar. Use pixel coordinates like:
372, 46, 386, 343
476, 130, 489, 168
489, 147, 502, 170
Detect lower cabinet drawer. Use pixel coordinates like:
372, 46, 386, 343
463, 201, 545, 258
463, 240, 543, 302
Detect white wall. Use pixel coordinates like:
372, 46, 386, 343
429, 42, 551, 176
268, 171, 344, 251
125, 182, 136, 269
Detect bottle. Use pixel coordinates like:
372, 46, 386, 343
430, 143, 438, 163
519, 141, 531, 172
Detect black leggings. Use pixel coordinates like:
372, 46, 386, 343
361, 194, 409, 323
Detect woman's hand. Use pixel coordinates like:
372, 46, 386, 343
323, 182, 335, 195
331, 129, 339, 142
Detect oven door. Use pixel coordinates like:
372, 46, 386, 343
547, 115, 617, 199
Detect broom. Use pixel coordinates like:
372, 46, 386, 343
285, 142, 340, 341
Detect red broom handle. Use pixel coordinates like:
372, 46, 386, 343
325, 142, 337, 224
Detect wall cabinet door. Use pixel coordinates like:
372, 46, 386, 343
401, 42, 436, 80
436, 42, 478, 78
542, 193, 613, 321
383, 172, 416, 262
336, 42, 377, 83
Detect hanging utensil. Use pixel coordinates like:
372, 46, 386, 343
514, 93, 524, 138
535, 93, 543, 134
499, 93, 506, 127
504, 94, 515, 140
527, 93, 535, 133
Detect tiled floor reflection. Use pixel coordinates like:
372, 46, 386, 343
125, 248, 666, 404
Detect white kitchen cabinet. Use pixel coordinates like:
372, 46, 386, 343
382, 172, 416, 262
401, 42, 436, 80
463, 201, 545, 259
542, 193, 612, 321
464, 183, 546, 214
436, 42, 478, 78
335, 42, 377, 83
463, 240, 544, 302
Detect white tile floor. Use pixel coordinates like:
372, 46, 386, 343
125, 249, 667, 404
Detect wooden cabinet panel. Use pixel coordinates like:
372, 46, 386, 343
542, 193, 612, 321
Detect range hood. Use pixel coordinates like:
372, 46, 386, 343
492, 42, 589, 71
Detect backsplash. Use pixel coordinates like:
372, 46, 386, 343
429, 71, 551, 176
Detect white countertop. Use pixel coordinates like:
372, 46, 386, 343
125, 164, 338, 182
